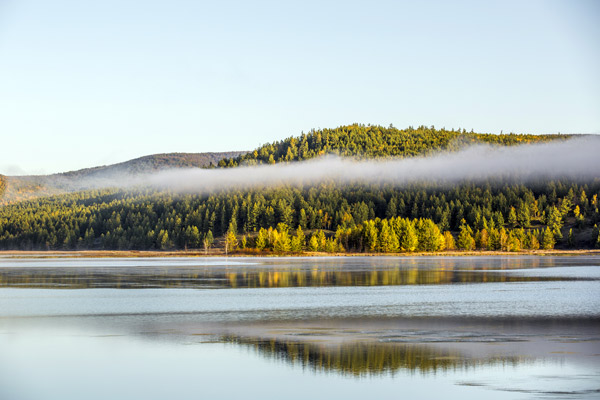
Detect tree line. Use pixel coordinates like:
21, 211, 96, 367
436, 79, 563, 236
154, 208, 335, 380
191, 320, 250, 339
224, 217, 568, 254
0, 178, 598, 251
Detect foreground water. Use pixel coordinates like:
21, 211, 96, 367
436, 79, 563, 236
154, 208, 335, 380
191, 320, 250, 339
0, 256, 599, 399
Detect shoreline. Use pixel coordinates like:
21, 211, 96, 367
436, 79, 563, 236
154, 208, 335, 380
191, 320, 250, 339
1, 249, 599, 258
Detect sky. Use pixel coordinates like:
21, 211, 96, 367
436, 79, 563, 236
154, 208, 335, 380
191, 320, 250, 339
0, 0, 599, 175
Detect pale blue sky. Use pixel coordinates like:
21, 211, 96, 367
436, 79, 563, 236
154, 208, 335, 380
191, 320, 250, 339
1, 0, 598, 175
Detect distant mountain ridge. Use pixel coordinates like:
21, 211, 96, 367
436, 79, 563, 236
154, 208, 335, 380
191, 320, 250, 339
56, 152, 246, 178
0, 151, 246, 204
0, 124, 575, 204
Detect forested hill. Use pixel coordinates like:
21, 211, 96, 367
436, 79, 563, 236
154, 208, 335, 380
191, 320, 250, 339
1, 125, 599, 252
0, 126, 571, 203
58, 151, 246, 178
0, 151, 245, 204
217, 124, 571, 167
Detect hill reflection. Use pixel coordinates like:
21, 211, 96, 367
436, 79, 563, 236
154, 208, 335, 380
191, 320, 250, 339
222, 335, 528, 376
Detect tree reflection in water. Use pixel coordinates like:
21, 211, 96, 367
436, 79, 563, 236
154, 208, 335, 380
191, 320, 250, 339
222, 335, 529, 377
1, 257, 588, 289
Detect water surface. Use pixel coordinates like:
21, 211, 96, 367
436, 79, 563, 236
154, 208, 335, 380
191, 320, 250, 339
1, 256, 599, 399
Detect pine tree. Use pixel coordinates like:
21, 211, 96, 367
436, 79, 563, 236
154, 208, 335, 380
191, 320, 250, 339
560, 197, 573, 218
542, 226, 555, 250
277, 199, 294, 227
335, 227, 350, 251
499, 228, 509, 251
457, 225, 475, 251
325, 238, 338, 253
416, 219, 444, 251
291, 226, 305, 252
507, 232, 521, 252
386, 197, 397, 219
378, 220, 399, 252
264, 206, 275, 227
308, 235, 319, 252
364, 221, 378, 252
249, 203, 261, 232
488, 228, 500, 250
476, 229, 489, 250
527, 231, 540, 250
438, 210, 450, 232
315, 230, 327, 251
187, 226, 201, 248
411, 202, 419, 219
298, 209, 308, 230
517, 203, 531, 228
255, 228, 268, 250
567, 229, 574, 248
228, 211, 238, 236
158, 230, 170, 250
84, 227, 95, 247
508, 207, 517, 228
399, 219, 418, 252
225, 230, 237, 255
443, 231, 455, 250
273, 229, 291, 253
548, 206, 563, 239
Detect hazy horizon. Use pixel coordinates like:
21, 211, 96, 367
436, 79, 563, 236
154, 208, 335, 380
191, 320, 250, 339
4, 129, 595, 177
1, 0, 599, 175
8, 137, 597, 195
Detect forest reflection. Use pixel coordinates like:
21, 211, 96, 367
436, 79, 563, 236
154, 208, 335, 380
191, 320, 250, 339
0, 257, 590, 289
222, 335, 529, 377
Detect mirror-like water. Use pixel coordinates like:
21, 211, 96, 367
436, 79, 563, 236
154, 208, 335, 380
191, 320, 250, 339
0, 256, 599, 399
1, 255, 599, 289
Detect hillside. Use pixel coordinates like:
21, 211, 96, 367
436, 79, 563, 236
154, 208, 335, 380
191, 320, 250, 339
58, 152, 246, 178
1, 177, 598, 252
0, 125, 572, 204
0, 125, 598, 253
0, 151, 245, 204
217, 124, 571, 166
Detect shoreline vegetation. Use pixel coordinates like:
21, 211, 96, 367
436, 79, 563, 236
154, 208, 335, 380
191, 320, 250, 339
1, 249, 599, 258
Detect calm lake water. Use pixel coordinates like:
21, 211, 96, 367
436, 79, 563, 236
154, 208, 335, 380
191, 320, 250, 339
1, 255, 599, 399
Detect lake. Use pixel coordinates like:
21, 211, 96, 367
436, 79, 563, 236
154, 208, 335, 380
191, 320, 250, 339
1, 255, 599, 399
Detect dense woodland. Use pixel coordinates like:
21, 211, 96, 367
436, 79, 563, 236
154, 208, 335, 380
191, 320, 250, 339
218, 124, 570, 166
0, 179, 598, 252
0, 125, 598, 252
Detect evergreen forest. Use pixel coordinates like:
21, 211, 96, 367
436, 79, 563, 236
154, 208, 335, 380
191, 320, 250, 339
0, 125, 598, 253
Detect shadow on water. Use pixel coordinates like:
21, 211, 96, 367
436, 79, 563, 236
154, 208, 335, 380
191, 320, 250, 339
1, 256, 599, 289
